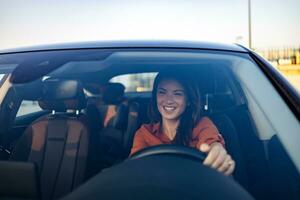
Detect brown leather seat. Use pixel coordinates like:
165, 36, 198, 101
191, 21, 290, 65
10, 79, 90, 200
86, 83, 139, 166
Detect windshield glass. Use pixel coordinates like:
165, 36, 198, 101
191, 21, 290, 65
0, 48, 299, 200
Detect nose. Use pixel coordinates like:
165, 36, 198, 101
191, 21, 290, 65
165, 93, 175, 104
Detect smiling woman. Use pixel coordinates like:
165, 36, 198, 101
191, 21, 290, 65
130, 70, 235, 176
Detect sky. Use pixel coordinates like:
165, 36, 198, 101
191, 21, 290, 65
0, 0, 299, 50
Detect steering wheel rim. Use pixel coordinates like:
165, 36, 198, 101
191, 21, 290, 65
130, 144, 207, 162
64, 144, 255, 200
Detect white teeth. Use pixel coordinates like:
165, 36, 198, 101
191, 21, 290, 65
163, 106, 176, 111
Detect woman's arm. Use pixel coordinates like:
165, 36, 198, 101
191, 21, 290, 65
129, 129, 148, 156
194, 117, 235, 175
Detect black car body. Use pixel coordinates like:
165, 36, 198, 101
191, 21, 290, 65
0, 40, 299, 200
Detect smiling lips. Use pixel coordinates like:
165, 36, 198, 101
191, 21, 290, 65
163, 105, 176, 112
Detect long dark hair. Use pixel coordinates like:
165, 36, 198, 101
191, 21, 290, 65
148, 70, 202, 145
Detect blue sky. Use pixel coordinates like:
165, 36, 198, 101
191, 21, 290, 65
0, 0, 299, 50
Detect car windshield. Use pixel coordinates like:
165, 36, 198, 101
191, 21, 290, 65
0, 47, 299, 200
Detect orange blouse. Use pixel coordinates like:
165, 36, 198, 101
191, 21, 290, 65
130, 117, 225, 156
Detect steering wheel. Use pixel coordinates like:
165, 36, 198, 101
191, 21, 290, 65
63, 144, 254, 200
130, 144, 206, 162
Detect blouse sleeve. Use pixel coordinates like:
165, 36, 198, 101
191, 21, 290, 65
194, 117, 225, 149
129, 127, 148, 156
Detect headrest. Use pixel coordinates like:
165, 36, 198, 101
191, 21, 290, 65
203, 93, 235, 114
103, 83, 125, 104
39, 79, 86, 111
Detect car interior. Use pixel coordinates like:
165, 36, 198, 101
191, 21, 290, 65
0, 49, 299, 200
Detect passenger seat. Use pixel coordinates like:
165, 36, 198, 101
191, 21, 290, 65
10, 79, 90, 200
86, 83, 139, 167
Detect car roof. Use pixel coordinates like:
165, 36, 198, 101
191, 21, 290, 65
0, 40, 248, 54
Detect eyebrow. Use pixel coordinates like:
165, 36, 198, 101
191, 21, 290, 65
157, 87, 166, 91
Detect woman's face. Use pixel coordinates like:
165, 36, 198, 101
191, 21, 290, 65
156, 79, 188, 122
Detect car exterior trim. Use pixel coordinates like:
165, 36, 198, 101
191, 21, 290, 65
0, 40, 247, 54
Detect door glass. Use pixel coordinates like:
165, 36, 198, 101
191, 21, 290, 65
16, 100, 42, 117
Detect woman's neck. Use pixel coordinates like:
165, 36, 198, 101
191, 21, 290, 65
161, 119, 180, 140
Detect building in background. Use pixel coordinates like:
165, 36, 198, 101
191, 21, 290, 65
256, 47, 300, 91
257, 47, 300, 66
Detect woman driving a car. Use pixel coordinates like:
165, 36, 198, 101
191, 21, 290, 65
130, 70, 235, 176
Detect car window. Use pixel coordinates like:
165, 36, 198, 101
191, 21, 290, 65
230, 57, 300, 166
16, 100, 42, 117
0, 73, 7, 87
110, 73, 157, 92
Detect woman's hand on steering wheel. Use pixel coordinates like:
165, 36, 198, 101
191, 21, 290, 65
200, 142, 235, 176
130, 144, 235, 176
